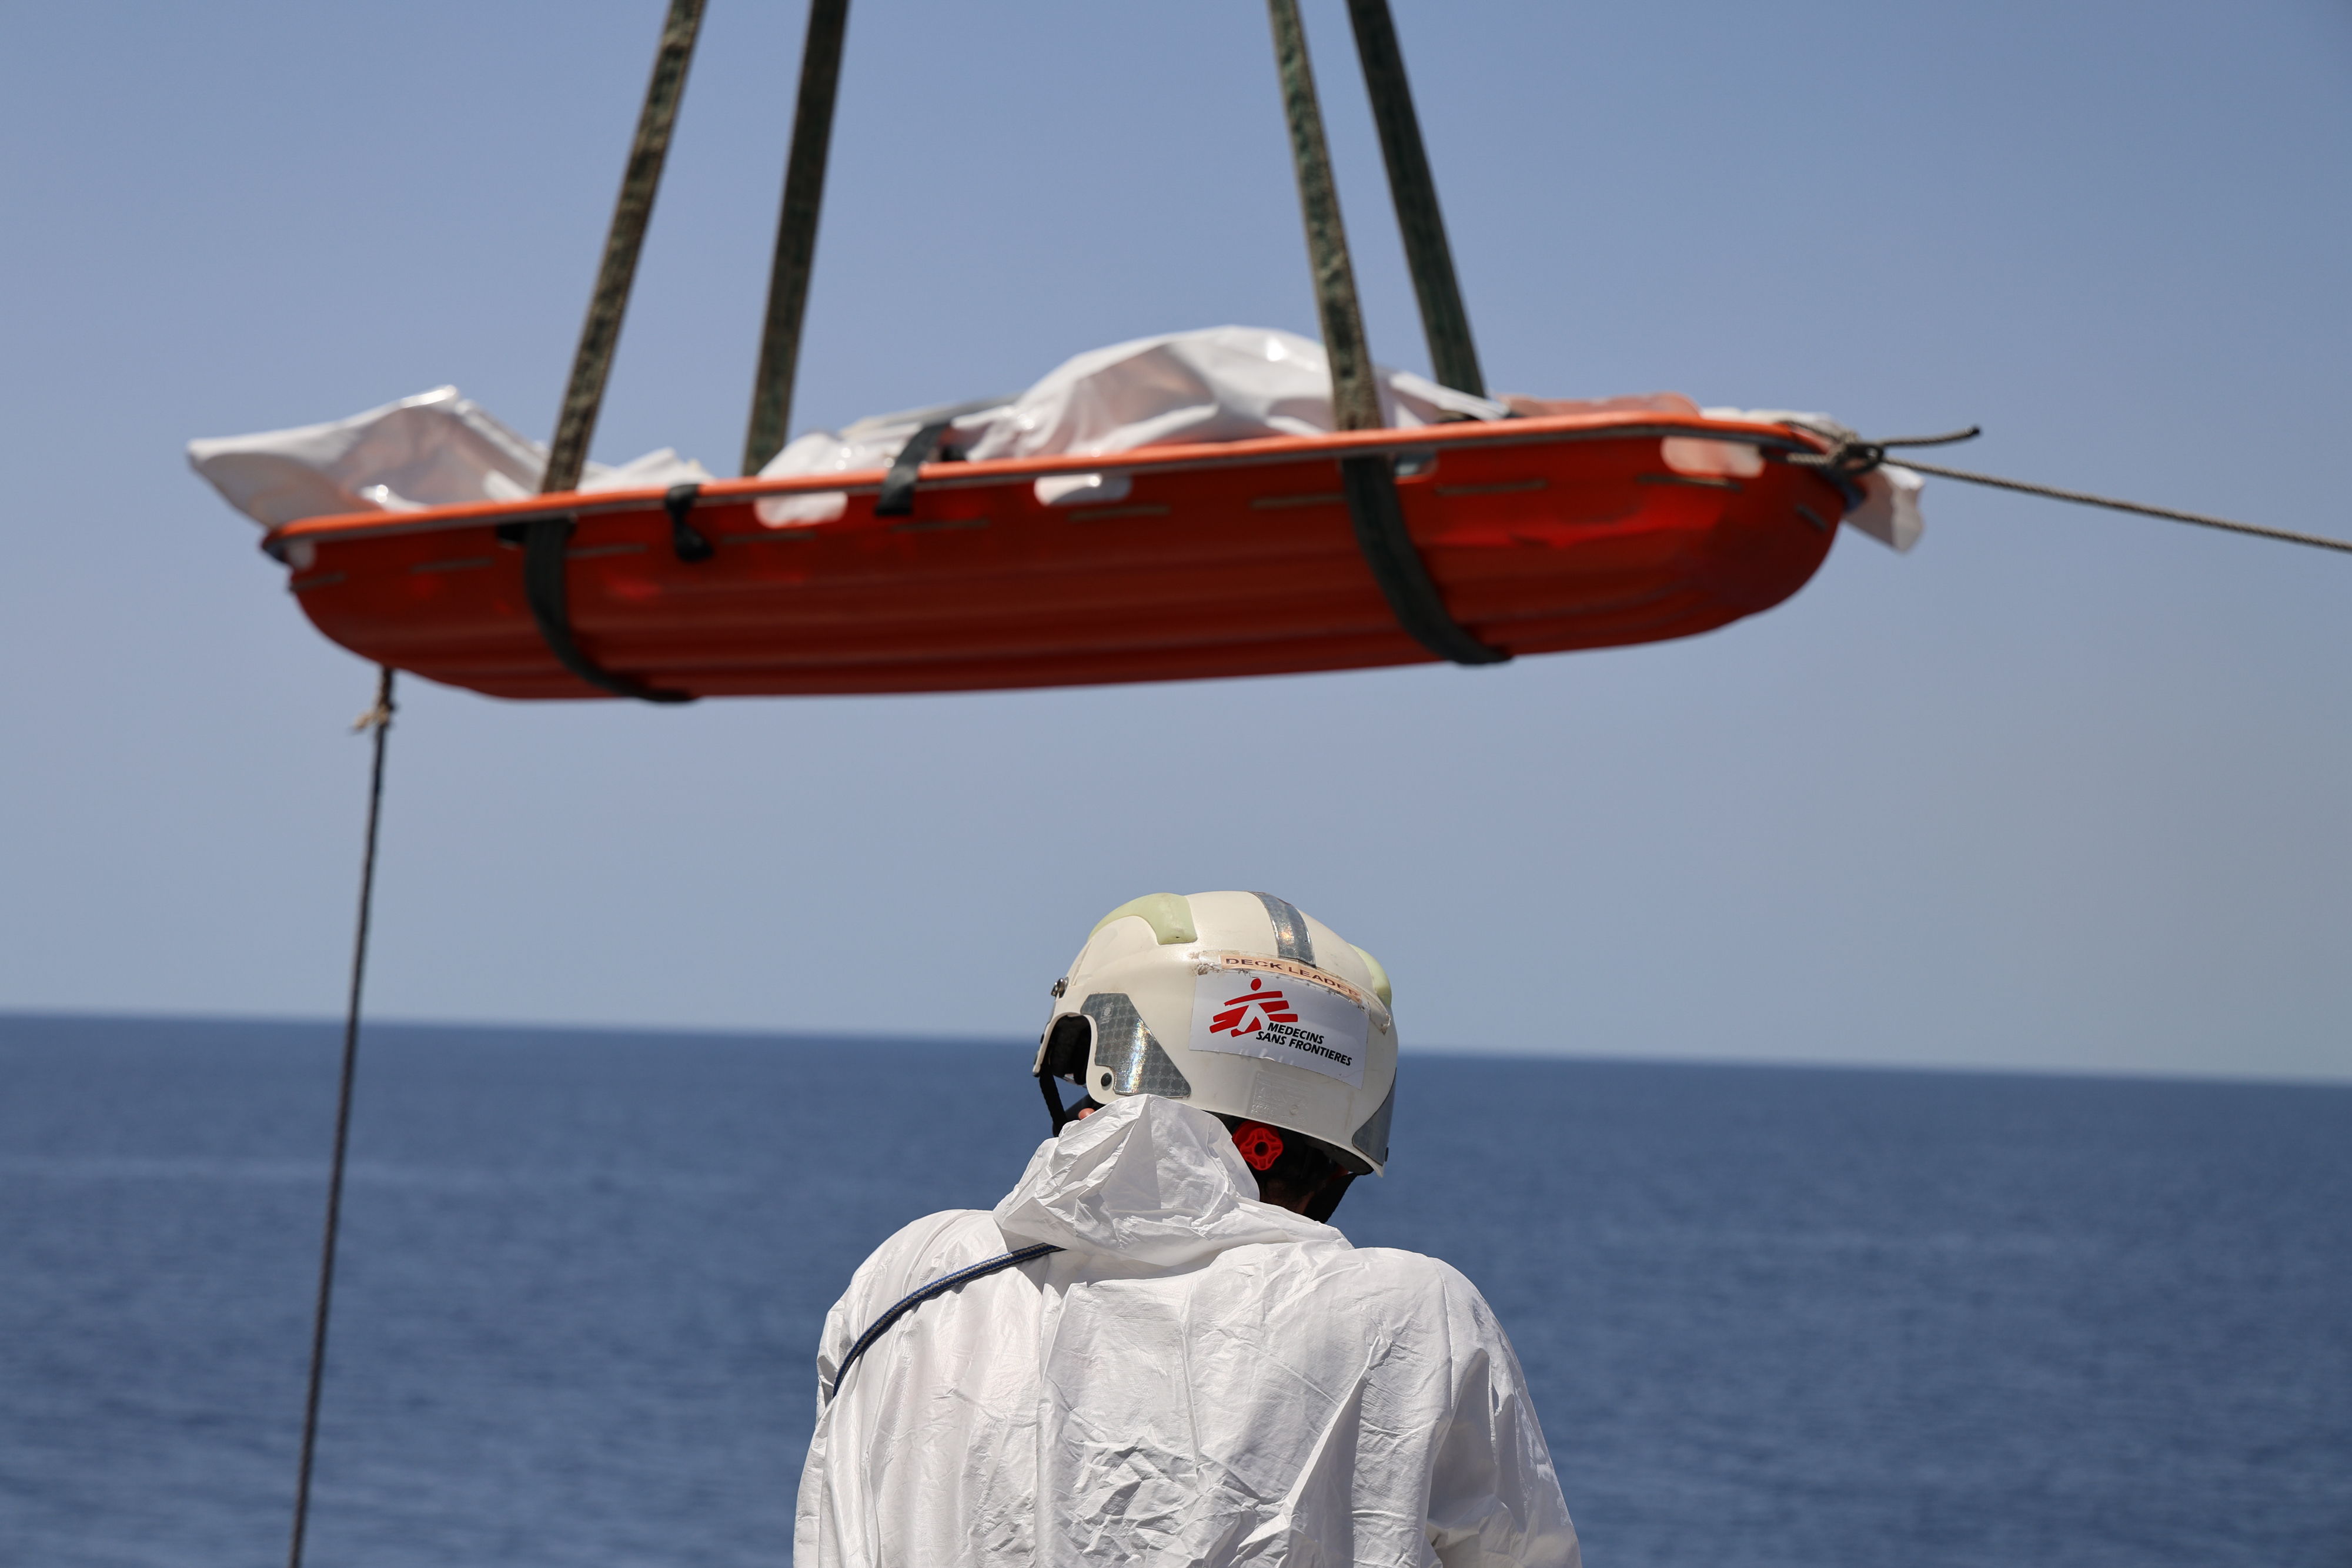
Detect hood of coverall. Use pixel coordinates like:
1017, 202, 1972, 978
993, 1093, 1343, 1268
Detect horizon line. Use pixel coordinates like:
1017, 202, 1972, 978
3, 1007, 2344, 1092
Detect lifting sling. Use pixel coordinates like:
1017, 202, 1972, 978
526, 0, 1514, 701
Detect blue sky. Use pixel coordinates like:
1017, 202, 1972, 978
2, 1, 2346, 1078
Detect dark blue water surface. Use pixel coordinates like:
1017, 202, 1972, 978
2, 1014, 2347, 1568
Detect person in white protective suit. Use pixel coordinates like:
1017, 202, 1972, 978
796, 891, 1579, 1568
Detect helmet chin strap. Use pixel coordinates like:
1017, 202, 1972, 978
1037, 1069, 1086, 1134
1035, 1013, 1097, 1134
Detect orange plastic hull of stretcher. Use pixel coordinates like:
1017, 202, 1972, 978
263, 412, 1850, 700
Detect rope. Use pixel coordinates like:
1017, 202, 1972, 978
741, 0, 851, 476
827, 1243, 1064, 1405
1789, 425, 2352, 557
1897, 458, 2352, 558
1343, 0, 1484, 398
542, 0, 709, 496
285, 666, 396, 1568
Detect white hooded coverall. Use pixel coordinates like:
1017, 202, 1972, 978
795, 1094, 1579, 1568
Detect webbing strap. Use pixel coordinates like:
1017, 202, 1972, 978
542, 0, 707, 497
664, 482, 713, 561
1265, 0, 1506, 666
828, 1242, 1064, 1405
516, 0, 706, 701
741, 0, 851, 476
874, 420, 957, 517
520, 517, 694, 704
1341, 457, 1509, 664
1267, 0, 1380, 434
1344, 0, 1484, 398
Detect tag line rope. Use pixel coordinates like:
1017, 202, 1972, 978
1785, 426, 2349, 557
285, 665, 396, 1568
1899, 457, 2352, 557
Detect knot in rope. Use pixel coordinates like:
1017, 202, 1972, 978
1786, 424, 1982, 479
352, 691, 396, 734
1790, 426, 2352, 557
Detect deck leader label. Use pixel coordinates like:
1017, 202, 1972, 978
1188, 963, 1368, 1088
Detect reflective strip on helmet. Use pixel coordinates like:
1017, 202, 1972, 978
1083, 992, 1194, 1098
1350, 1078, 1396, 1168
1251, 892, 1317, 966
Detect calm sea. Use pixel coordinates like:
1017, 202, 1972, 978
2, 1014, 2346, 1567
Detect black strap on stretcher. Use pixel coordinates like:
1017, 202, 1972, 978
1266, 0, 1508, 667
510, 484, 711, 702
665, 481, 714, 561
514, 514, 696, 704
874, 420, 958, 517
870, 397, 1015, 517
1339, 454, 1510, 665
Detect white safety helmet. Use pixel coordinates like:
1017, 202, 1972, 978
1033, 891, 1398, 1175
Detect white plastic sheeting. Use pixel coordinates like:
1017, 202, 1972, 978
757, 332, 1924, 547
754, 325, 1506, 525
185, 329, 1921, 552
798, 1093, 1580, 1568
186, 386, 711, 528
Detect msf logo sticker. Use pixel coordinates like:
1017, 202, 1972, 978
1210, 976, 1298, 1039
1190, 965, 1369, 1088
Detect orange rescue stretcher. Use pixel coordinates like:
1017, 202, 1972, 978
262, 409, 1854, 702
